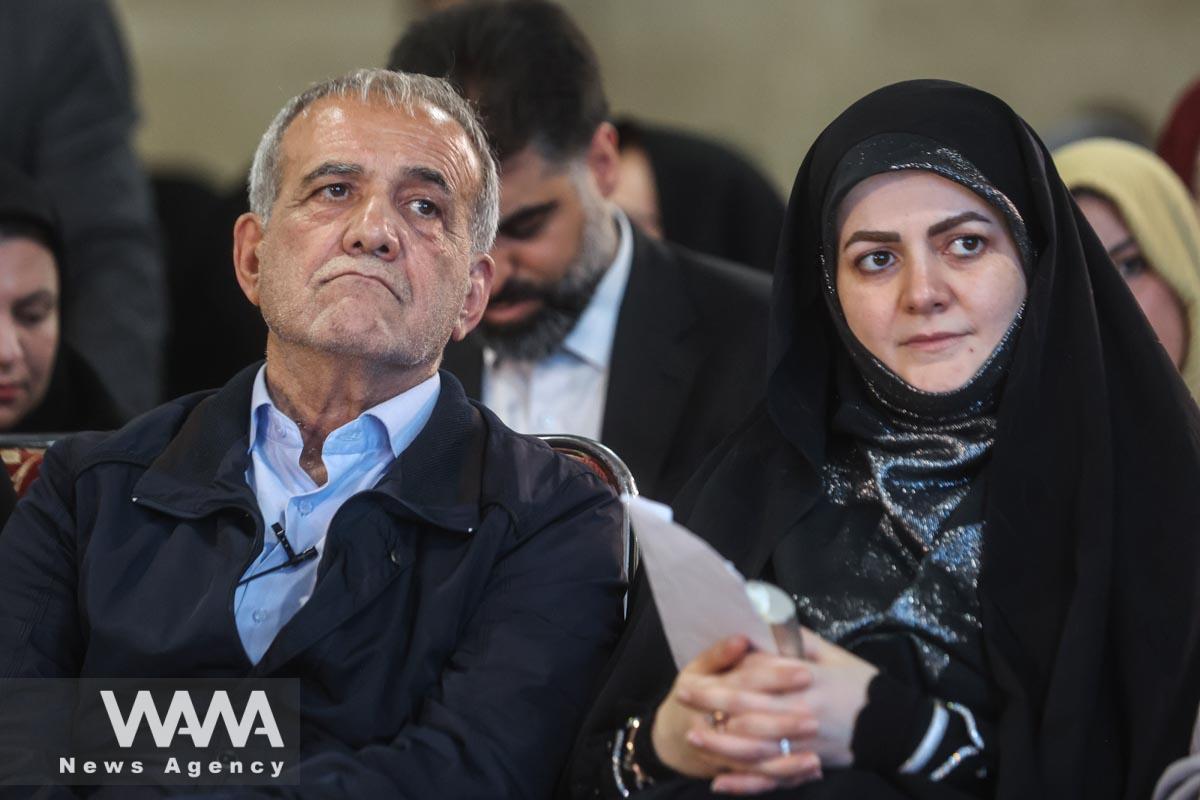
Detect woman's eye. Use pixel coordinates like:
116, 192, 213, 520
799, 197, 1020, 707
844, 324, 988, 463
948, 235, 985, 257
1116, 255, 1148, 279
856, 250, 895, 273
410, 198, 439, 218
14, 306, 51, 327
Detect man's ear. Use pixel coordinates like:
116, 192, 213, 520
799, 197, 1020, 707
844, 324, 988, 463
586, 121, 621, 199
451, 253, 495, 342
232, 212, 267, 307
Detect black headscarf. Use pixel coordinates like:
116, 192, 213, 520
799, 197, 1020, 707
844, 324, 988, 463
566, 80, 1200, 800
0, 160, 123, 433
816, 132, 1031, 423
616, 119, 785, 273
764, 79, 1200, 797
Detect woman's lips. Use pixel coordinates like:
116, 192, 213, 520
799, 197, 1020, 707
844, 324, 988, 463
0, 384, 26, 403
901, 331, 967, 351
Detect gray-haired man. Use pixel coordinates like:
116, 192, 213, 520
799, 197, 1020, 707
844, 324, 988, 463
0, 68, 625, 797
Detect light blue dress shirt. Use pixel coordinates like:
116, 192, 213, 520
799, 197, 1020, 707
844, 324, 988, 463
235, 366, 441, 665
481, 211, 634, 437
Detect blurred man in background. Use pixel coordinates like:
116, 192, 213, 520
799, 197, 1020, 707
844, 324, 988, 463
390, 0, 772, 501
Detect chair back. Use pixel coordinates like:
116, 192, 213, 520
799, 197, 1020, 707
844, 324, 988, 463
537, 434, 640, 592
0, 433, 63, 497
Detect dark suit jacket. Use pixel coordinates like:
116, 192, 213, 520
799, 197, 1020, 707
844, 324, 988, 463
444, 226, 772, 501
0, 365, 626, 797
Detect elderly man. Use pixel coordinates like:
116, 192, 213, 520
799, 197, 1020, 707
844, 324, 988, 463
0, 69, 625, 797
389, 0, 771, 502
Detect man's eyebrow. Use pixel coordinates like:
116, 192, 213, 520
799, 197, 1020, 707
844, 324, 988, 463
299, 161, 363, 188
403, 166, 451, 194
843, 230, 900, 251
927, 211, 991, 238
498, 201, 558, 231
1107, 236, 1138, 257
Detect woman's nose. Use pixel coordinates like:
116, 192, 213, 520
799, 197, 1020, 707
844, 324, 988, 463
0, 317, 23, 370
902, 252, 952, 314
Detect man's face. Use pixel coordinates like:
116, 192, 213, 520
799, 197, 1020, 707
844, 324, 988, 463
480, 145, 617, 360
234, 96, 492, 369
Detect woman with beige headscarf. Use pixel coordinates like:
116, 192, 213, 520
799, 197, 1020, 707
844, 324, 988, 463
1056, 137, 1200, 400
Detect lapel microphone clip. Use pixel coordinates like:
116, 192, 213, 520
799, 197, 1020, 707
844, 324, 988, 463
237, 521, 319, 586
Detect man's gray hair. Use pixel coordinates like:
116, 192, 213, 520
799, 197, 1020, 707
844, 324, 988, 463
248, 68, 499, 253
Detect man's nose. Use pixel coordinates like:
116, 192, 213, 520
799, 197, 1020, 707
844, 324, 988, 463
342, 195, 401, 261
902, 251, 952, 315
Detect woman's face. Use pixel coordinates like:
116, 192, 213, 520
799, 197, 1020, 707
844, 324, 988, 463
835, 170, 1028, 393
0, 237, 59, 429
1074, 193, 1189, 369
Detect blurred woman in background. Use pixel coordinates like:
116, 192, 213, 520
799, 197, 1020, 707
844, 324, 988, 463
1056, 137, 1200, 400
0, 161, 123, 434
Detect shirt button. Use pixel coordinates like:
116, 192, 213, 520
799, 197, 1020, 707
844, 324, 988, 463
298, 500, 313, 515
252, 609, 267, 623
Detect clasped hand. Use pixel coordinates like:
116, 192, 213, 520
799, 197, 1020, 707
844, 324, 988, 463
650, 629, 878, 795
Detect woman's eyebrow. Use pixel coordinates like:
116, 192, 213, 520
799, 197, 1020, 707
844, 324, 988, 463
1106, 237, 1137, 257
927, 211, 990, 237
843, 230, 900, 251
13, 289, 55, 309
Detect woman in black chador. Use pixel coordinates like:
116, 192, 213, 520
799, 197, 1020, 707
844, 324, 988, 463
564, 80, 1200, 799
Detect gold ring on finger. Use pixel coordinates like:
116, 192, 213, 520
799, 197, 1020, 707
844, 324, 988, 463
707, 710, 729, 730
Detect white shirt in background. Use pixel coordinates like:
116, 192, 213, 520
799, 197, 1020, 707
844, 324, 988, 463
482, 212, 634, 438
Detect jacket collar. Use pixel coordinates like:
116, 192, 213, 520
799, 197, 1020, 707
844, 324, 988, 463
132, 362, 485, 533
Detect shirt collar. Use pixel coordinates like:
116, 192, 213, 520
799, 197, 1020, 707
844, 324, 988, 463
559, 210, 634, 370
248, 365, 442, 459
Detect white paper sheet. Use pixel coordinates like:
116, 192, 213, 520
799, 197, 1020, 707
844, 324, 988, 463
624, 495, 777, 670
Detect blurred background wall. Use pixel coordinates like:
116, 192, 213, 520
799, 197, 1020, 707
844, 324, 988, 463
111, 0, 1200, 192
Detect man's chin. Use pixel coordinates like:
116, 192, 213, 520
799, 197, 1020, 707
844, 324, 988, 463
478, 311, 543, 341
268, 315, 447, 368
474, 305, 577, 363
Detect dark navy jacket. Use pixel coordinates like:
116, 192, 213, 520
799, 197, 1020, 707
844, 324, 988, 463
0, 364, 626, 798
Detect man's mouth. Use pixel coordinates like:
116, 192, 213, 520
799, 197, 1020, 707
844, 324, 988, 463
483, 297, 544, 325
325, 271, 404, 302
